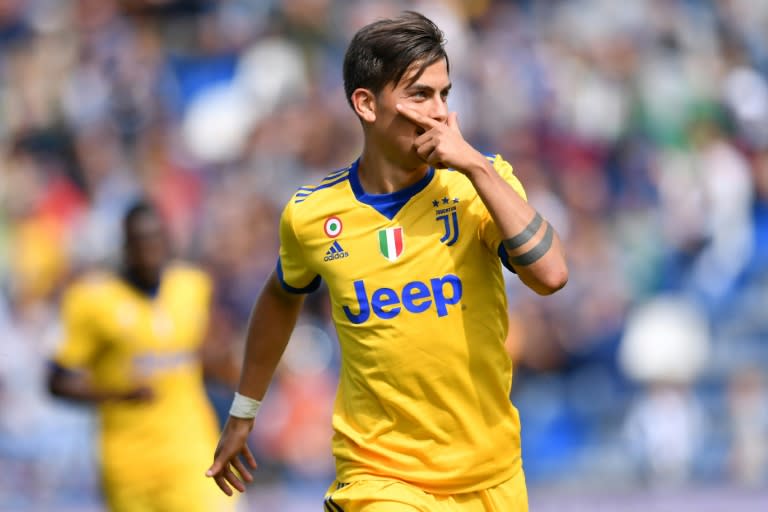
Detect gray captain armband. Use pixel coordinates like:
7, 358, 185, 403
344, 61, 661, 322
229, 392, 262, 419
509, 222, 554, 266
503, 212, 543, 251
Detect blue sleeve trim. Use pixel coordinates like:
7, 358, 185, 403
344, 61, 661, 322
276, 258, 321, 294
497, 243, 517, 274
293, 171, 351, 204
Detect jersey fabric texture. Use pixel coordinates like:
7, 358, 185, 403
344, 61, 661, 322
52, 264, 233, 512
278, 155, 527, 495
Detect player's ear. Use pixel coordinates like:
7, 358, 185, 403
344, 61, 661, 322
351, 88, 376, 123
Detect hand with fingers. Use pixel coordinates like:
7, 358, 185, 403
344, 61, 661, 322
205, 416, 259, 496
396, 103, 485, 173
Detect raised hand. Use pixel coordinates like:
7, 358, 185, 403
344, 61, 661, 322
396, 103, 484, 173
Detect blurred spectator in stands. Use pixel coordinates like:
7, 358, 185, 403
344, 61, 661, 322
727, 367, 768, 487
620, 295, 710, 486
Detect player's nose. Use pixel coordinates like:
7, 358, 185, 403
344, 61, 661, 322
429, 97, 448, 124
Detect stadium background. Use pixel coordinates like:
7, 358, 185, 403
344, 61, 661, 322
1, 0, 767, 510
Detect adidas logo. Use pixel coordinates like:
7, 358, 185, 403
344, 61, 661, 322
323, 240, 350, 262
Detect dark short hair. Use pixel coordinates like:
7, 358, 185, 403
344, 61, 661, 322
123, 199, 160, 238
343, 11, 448, 108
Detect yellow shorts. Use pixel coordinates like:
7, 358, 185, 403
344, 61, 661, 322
323, 470, 528, 512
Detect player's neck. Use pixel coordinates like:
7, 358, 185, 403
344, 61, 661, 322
121, 267, 162, 297
358, 147, 429, 195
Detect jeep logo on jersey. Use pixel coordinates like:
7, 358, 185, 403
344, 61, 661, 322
378, 227, 404, 261
342, 274, 462, 324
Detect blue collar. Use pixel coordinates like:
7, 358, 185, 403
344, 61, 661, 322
121, 268, 161, 298
348, 158, 435, 220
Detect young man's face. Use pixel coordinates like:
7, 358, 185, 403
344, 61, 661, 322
372, 58, 451, 168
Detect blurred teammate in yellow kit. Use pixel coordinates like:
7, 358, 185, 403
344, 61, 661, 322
208, 11, 569, 512
48, 201, 235, 512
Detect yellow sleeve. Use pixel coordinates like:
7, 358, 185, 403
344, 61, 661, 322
277, 198, 321, 293
476, 154, 528, 270
53, 282, 101, 370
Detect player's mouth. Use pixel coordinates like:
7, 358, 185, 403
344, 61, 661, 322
416, 127, 425, 136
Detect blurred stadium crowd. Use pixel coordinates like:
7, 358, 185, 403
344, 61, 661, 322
1, 0, 767, 510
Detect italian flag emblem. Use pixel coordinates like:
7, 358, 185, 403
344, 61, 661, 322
378, 227, 404, 261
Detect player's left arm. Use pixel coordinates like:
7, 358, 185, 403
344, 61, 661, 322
397, 104, 568, 295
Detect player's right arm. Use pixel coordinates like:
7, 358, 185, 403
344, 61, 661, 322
205, 269, 306, 496
48, 365, 154, 403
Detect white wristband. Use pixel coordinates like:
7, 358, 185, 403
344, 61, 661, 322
229, 392, 262, 419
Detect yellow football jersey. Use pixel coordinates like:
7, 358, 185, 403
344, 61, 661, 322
53, 264, 231, 510
279, 154, 527, 494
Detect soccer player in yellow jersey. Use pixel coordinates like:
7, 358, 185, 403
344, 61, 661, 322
207, 11, 568, 512
48, 201, 235, 512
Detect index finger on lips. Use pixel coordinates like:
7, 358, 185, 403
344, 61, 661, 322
416, 138, 439, 161
396, 104, 440, 129
415, 130, 435, 147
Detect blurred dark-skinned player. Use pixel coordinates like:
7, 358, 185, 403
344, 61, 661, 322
48, 200, 236, 512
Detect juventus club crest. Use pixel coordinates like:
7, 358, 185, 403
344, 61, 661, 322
433, 197, 460, 246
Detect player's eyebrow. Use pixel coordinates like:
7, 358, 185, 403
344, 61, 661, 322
406, 82, 452, 95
